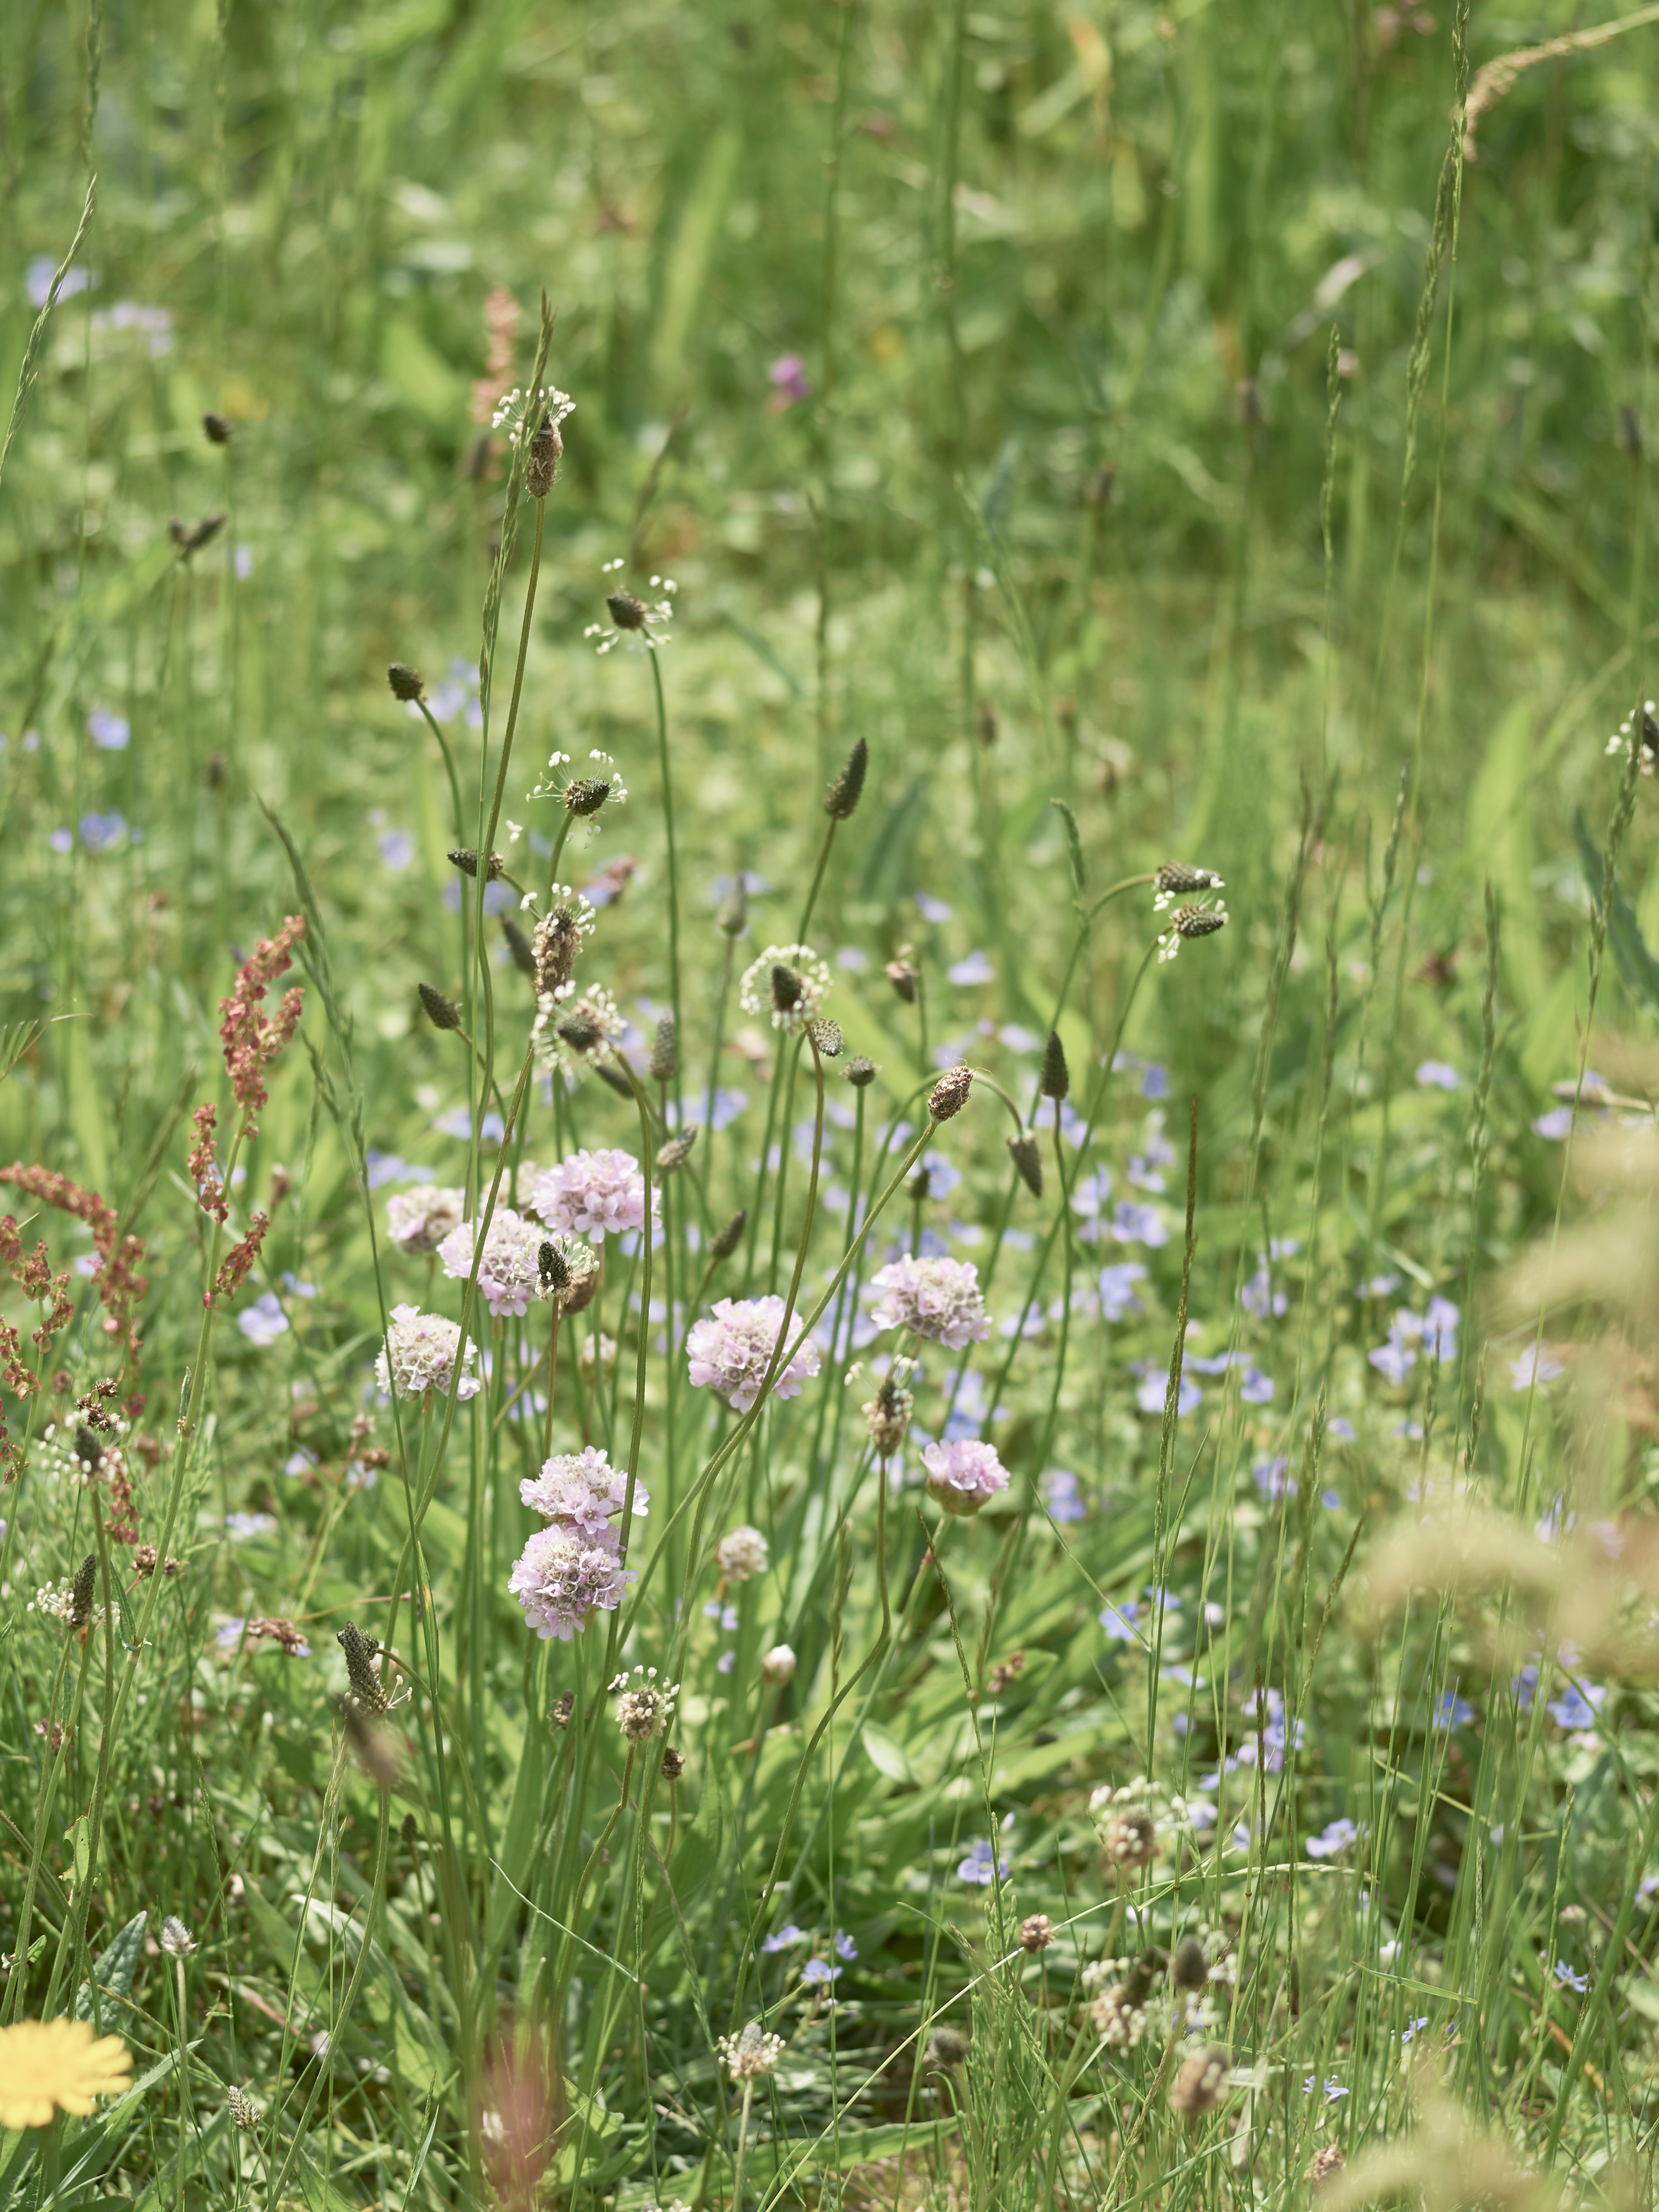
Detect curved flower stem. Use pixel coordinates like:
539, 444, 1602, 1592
796, 816, 838, 940
416, 696, 471, 1003
602, 1059, 658, 1677
732, 2077, 757, 2211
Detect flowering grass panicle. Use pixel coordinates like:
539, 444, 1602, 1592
868, 1254, 990, 1348
686, 1297, 820, 1412
738, 943, 833, 1035
921, 1438, 1009, 1515
385, 1185, 467, 1256
531, 1147, 655, 1238
376, 1304, 483, 1401
217, 916, 306, 1133
437, 1209, 555, 1318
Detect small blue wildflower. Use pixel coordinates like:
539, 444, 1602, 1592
1416, 1061, 1459, 1091
1043, 1468, 1084, 1523
1432, 1689, 1475, 1730
1239, 1366, 1274, 1405
1112, 1200, 1168, 1247
1097, 1260, 1145, 1319
834, 1928, 857, 1960
947, 949, 994, 987
763, 1924, 806, 1953
1136, 1371, 1200, 1416
238, 1293, 289, 1348
379, 829, 415, 870
79, 810, 127, 852
1398, 2016, 1429, 2044
1306, 1817, 1360, 1860
1140, 1064, 1169, 1099
216, 1618, 247, 1650
1252, 1456, 1294, 1502
1553, 1959, 1588, 1994
802, 1957, 841, 1986
87, 708, 131, 750
225, 1512, 274, 1541
1100, 1600, 1140, 1642
1532, 1105, 1574, 1140
1327, 1416, 1355, 1441
1369, 1333, 1416, 1387
1546, 1683, 1605, 1731
958, 1837, 1009, 1885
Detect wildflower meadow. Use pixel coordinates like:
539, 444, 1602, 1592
7, 1, 1659, 2205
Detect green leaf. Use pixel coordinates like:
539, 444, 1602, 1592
75, 1909, 147, 2022
1574, 809, 1659, 1019
859, 1722, 914, 1785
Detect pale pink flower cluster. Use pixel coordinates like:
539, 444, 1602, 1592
508, 1525, 632, 1642
868, 1255, 991, 1349
375, 1304, 482, 1401
922, 1438, 1009, 1516
385, 1185, 466, 1256
531, 1147, 655, 1239
519, 1446, 646, 1536
436, 1207, 549, 1318
510, 1446, 641, 1641
686, 1296, 820, 1413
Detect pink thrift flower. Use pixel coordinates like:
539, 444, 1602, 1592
868, 1254, 990, 1349
436, 1207, 548, 1318
769, 353, 811, 407
530, 1147, 655, 1239
922, 1438, 1009, 1516
520, 1445, 646, 1535
508, 1524, 633, 1641
686, 1295, 821, 1413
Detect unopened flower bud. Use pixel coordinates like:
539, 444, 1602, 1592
649, 1015, 678, 1082
525, 412, 564, 498
418, 982, 462, 1032
448, 847, 504, 881
824, 737, 869, 819
885, 951, 919, 1004
502, 917, 537, 977
1006, 1131, 1043, 1196
656, 1130, 698, 1174
1019, 1913, 1053, 1953
717, 878, 749, 937
928, 1066, 972, 1121
1039, 1030, 1070, 1101
845, 1056, 878, 1088
387, 662, 425, 703
926, 2026, 970, 2071
709, 1209, 747, 1261
761, 1644, 797, 1686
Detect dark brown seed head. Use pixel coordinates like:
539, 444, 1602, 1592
1170, 1936, 1209, 1992
649, 1015, 678, 1083
418, 982, 462, 1032
564, 776, 611, 817
1173, 904, 1228, 941
1006, 1131, 1043, 1196
607, 591, 648, 630
538, 1241, 570, 1292
709, 1209, 747, 1261
863, 1373, 912, 1456
337, 1623, 388, 1715
1039, 1030, 1070, 1102
1155, 862, 1223, 895
770, 964, 803, 1015
845, 1056, 878, 1088
169, 513, 227, 557
503, 918, 536, 977
387, 662, 425, 703
824, 737, 869, 819
550, 1690, 575, 1731
976, 702, 998, 748
202, 410, 233, 445
448, 848, 504, 881
204, 751, 227, 788
557, 1009, 605, 1054
525, 413, 564, 498
1019, 1912, 1053, 1953
660, 1746, 687, 1781
928, 1066, 972, 1121
74, 1424, 105, 1467
400, 1811, 419, 1845
70, 1552, 98, 1623
806, 1018, 843, 1058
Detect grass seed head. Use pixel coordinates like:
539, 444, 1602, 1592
709, 1208, 747, 1261
337, 1623, 389, 1715
1039, 1029, 1070, 1101
69, 1552, 97, 1624
649, 1014, 678, 1082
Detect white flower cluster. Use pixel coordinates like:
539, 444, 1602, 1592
385, 1185, 466, 1256
531, 983, 627, 1085
375, 1303, 482, 1402
490, 381, 575, 446
738, 944, 833, 1036
1605, 698, 1658, 776
610, 1665, 680, 1741
718, 2021, 785, 2081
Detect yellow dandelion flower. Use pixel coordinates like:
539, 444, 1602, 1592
0, 2017, 134, 2129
